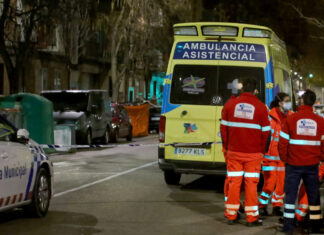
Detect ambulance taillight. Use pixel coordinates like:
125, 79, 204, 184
159, 116, 166, 142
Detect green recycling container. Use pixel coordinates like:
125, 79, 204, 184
0, 93, 54, 145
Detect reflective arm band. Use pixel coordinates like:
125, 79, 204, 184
280, 131, 290, 140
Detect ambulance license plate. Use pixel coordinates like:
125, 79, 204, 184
174, 147, 206, 156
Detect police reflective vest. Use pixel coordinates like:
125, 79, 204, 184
221, 92, 270, 154
278, 105, 324, 165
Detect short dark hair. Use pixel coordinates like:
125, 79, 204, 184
242, 78, 257, 93
302, 89, 316, 106
269, 92, 289, 109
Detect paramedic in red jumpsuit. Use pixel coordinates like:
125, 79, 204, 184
221, 78, 270, 226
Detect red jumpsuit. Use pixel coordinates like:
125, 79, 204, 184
295, 163, 324, 221
221, 92, 270, 222
259, 108, 291, 209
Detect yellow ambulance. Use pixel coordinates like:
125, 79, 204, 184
158, 22, 293, 185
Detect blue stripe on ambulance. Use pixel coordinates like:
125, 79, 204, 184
162, 73, 181, 114
265, 58, 274, 107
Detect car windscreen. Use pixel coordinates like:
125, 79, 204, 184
42, 93, 89, 112
170, 65, 265, 105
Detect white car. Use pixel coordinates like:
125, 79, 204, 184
314, 104, 324, 118
0, 116, 53, 217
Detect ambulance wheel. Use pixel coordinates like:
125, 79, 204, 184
25, 168, 51, 217
164, 171, 181, 185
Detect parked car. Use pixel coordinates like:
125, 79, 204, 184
149, 106, 161, 133
0, 114, 53, 217
110, 103, 132, 142
313, 104, 324, 117
41, 90, 112, 145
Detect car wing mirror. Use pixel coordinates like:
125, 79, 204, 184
17, 129, 30, 144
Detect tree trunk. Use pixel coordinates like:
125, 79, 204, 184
111, 52, 118, 101
9, 70, 19, 94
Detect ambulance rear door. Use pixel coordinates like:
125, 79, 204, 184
164, 63, 219, 163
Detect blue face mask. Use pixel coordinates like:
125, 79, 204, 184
283, 102, 292, 112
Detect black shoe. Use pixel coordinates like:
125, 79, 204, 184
272, 206, 283, 216
295, 220, 307, 228
227, 217, 239, 225
276, 224, 294, 235
247, 218, 263, 227
278, 217, 284, 224
259, 207, 268, 216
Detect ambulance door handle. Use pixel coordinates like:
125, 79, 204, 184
181, 110, 187, 117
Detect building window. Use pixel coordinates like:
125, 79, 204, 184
41, 68, 48, 90
54, 69, 62, 90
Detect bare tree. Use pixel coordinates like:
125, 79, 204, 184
0, 0, 58, 93
96, 0, 195, 101
53, 0, 100, 88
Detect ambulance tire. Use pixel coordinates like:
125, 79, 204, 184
164, 170, 181, 185
25, 168, 51, 217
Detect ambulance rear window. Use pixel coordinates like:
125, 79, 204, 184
170, 65, 265, 105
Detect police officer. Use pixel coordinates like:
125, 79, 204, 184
221, 78, 270, 226
278, 89, 324, 233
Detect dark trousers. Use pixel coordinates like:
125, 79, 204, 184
283, 164, 321, 232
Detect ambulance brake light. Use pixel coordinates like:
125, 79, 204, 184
174, 26, 198, 36
159, 116, 166, 143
